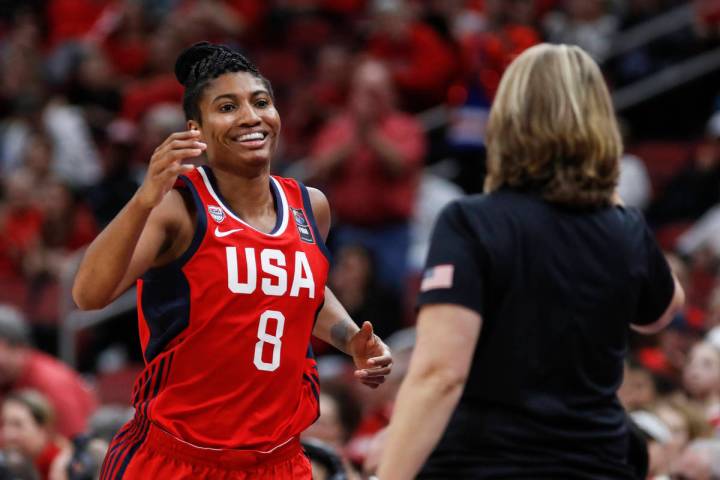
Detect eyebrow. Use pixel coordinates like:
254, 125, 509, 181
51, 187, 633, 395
212, 91, 270, 103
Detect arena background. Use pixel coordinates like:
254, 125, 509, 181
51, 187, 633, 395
0, 0, 719, 478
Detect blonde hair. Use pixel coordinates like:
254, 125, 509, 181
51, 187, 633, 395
5, 389, 55, 428
484, 44, 622, 207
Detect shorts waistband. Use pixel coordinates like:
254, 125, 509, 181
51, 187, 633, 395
143, 421, 302, 470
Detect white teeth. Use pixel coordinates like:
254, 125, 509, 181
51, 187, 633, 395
236, 132, 264, 142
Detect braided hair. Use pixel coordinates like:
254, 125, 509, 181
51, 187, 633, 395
174, 42, 274, 123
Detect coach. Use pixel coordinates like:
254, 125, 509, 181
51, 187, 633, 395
377, 43, 685, 479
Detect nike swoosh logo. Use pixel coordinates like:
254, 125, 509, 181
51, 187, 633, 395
214, 226, 244, 237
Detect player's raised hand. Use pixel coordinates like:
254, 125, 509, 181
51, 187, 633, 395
136, 130, 206, 209
350, 321, 392, 389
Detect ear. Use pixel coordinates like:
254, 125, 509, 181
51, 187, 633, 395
188, 120, 202, 135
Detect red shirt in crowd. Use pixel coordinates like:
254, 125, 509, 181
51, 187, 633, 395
46, 0, 110, 48
367, 22, 457, 110
35, 441, 62, 480
0, 206, 44, 280
311, 112, 425, 226
12, 351, 98, 439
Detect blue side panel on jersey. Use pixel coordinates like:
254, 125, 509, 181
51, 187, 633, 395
139, 175, 206, 363
297, 181, 332, 261
140, 268, 191, 363
204, 166, 284, 234
166, 175, 207, 268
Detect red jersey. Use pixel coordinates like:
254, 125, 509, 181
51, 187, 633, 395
133, 166, 329, 451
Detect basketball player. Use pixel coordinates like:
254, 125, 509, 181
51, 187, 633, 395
72, 42, 392, 479
377, 44, 685, 479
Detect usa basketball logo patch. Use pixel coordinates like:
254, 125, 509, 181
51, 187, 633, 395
292, 208, 314, 243
208, 205, 225, 223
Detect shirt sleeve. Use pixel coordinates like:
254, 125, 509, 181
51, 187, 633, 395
417, 201, 487, 316
633, 219, 676, 326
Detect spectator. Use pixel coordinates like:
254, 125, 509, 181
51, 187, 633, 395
302, 382, 362, 452
2, 389, 69, 480
654, 395, 712, 467
543, 0, 619, 62
65, 46, 122, 137
619, 359, 659, 411
16, 133, 58, 194
0, 305, 97, 439
18, 178, 97, 324
0, 171, 44, 283
682, 341, 720, 429
458, 0, 541, 99
647, 111, 720, 230
308, 59, 426, 292
365, 0, 458, 111
327, 244, 403, 341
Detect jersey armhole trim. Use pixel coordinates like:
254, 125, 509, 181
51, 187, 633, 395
143, 175, 207, 278
297, 181, 332, 262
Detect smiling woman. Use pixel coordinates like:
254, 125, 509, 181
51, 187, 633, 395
71, 42, 392, 480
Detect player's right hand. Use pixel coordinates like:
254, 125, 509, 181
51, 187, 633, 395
136, 130, 206, 209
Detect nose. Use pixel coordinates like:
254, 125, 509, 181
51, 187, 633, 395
236, 102, 262, 127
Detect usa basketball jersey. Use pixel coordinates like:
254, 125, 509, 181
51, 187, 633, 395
132, 165, 329, 451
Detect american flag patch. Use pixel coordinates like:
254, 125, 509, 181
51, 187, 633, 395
420, 264, 455, 292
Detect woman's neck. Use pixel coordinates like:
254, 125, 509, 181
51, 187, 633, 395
211, 165, 277, 232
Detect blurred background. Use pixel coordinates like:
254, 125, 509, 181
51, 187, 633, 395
0, 0, 720, 478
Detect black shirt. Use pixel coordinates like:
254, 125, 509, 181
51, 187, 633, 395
417, 190, 674, 479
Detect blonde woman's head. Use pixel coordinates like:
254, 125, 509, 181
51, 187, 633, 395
484, 43, 622, 207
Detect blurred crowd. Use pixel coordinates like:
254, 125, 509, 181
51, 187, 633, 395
0, 0, 719, 478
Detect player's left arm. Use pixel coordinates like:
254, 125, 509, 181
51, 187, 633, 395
307, 187, 393, 388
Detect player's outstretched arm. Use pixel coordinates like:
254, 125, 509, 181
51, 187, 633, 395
306, 185, 392, 388
314, 288, 392, 388
377, 303, 481, 480
72, 130, 205, 310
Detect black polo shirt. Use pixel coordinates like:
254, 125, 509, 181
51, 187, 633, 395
417, 190, 674, 479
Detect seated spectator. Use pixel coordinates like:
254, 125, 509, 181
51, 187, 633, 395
647, 111, 720, 229
303, 382, 361, 450
682, 341, 720, 430
22, 180, 98, 323
0, 171, 44, 283
308, 59, 426, 292
118, 22, 184, 123
654, 395, 712, 468
24, 180, 98, 280
65, 46, 122, 137
543, 0, 618, 63
365, 0, 458, 111
2, 389, 69, 480
327, 244, 402, 341
16, 132, 57, 194
619, 359, 659, 411
458, 0, 540, 99
0, 305, 97, 439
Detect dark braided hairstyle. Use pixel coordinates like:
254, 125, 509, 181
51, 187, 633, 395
174, 42, 274, 123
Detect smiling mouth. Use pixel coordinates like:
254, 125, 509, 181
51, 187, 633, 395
231, 132, 268, 144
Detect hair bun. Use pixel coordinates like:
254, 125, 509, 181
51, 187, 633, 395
175, 42, 217, 86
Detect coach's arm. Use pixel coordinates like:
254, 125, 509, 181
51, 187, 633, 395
377, 304, 480, 480
306, 187, 393, 388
